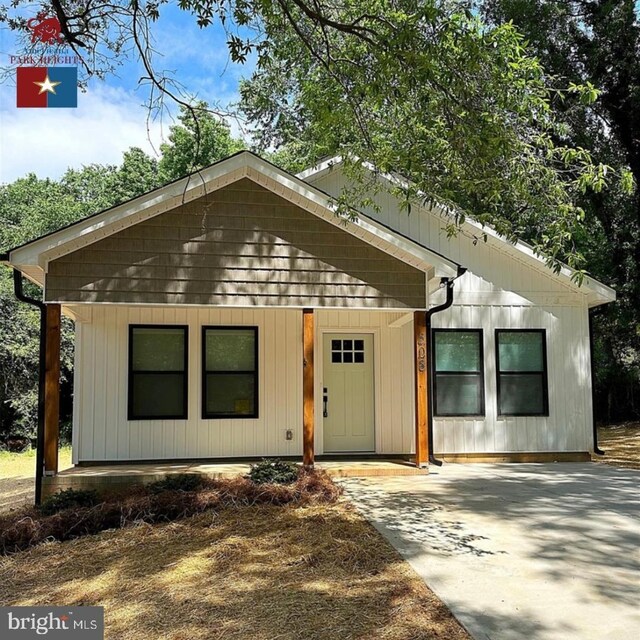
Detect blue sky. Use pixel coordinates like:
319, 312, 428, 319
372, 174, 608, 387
0, 4, 256, 183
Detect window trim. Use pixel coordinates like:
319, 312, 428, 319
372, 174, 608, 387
127, 324, 189, 421
432, 328, 485, 417
495, 328, 549, 417
201, 325, 259, 420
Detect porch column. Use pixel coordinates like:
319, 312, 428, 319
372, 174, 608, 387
44, 303, 61, 475
413, 311, 429, 467
302, 308, 315, 467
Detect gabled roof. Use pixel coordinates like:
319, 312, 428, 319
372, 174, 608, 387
3, 151, 459, 288
299, 156, 616, 308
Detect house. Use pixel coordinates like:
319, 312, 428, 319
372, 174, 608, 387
2, 151, 615, 496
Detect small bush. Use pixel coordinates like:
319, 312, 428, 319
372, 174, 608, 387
249, 459, 299, 485
39, 488, 99, 516
1, 436, 31, 453
147, 474, 204, 494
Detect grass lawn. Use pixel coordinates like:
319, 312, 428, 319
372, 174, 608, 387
594, 422, 640, 470
0, 446, 72, 514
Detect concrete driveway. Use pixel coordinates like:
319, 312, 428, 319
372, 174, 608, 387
340, 463, 639, 640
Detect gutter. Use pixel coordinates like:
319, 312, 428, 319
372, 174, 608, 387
426, 266, 467, 466
588, 304, 609, 456
13, 269, 47, 505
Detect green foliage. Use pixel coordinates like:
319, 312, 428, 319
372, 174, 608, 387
147, 474, 204, 493
39, 488, 99, 516
248, 459, 300, 485
158, 103, 245, 183
480, 0, 640, 420
233, 0, 633, 275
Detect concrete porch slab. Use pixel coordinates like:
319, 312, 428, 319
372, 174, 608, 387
43, 458, 426, 496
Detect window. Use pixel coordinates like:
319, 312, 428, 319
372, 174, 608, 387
128, 325, 188, 420
331, 338, 365, 364
433, 330, 484, 416
496, 329, 548, 416
202, 327, 258, 419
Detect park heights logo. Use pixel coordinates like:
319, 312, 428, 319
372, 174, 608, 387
13, 11, 79, 108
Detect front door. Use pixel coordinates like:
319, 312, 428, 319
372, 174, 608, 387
322, 333, 375, 452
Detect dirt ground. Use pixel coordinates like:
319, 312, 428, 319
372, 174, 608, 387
593, 422, 640, 470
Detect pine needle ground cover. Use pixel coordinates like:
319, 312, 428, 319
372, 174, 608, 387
0, 500, 469, 640
594, 423, 640, 470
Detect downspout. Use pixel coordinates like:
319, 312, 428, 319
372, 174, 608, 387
589, 305, 607, 456
13, 269, 47, 505
426, 266, 467, 466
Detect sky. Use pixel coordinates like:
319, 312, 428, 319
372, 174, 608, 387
0, 4, 256, 184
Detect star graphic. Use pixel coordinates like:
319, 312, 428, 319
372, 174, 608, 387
59, 615, 69, 621
34, 73, 61, 95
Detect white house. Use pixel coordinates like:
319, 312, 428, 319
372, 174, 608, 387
2, 151, 615, 493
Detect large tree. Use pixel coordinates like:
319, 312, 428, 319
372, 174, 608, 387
480, 0, 639, 420
158, 102, 245, 183
3, 1, 632, 273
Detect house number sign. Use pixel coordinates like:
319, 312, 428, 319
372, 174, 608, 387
417, 332, 426, 372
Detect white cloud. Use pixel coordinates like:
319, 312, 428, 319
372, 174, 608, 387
0, 84, 165, 183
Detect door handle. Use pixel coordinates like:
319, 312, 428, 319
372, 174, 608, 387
323, 387, 328, 418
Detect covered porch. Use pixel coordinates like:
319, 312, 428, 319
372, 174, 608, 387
36, 306, 435, 486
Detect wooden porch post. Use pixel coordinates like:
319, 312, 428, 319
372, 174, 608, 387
413, 311, 429, 467
303, 308, 315, 467
44, 304, 61, 475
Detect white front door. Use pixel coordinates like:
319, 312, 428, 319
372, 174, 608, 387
322, 333, 375, 453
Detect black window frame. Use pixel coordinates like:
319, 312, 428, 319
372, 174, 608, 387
495, 329, 549, 417
201, 326, 259, 420
432, 328, 485, 417
127, 324, 189, 421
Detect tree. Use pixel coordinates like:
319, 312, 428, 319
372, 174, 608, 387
158, 103, 245, 183
3, 1, 631, 274
0, 175, 85, 439
480, 0, 639, 420
0, 149, 159, 441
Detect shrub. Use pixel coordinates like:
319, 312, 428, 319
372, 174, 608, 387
39, 488, 99, 516
249, 459, 299, 485
0, 468, 341, 555
147, 473, 204, 494
1, 436, 31, 453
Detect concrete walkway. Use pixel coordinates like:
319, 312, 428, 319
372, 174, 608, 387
340, 463, 640, 640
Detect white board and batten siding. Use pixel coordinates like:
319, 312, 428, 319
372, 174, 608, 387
310, 167, 595, 454
73, 306, 303, 463
430, 303, 592, 454
72, 306, 416, 463
69, 164, 597, 462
